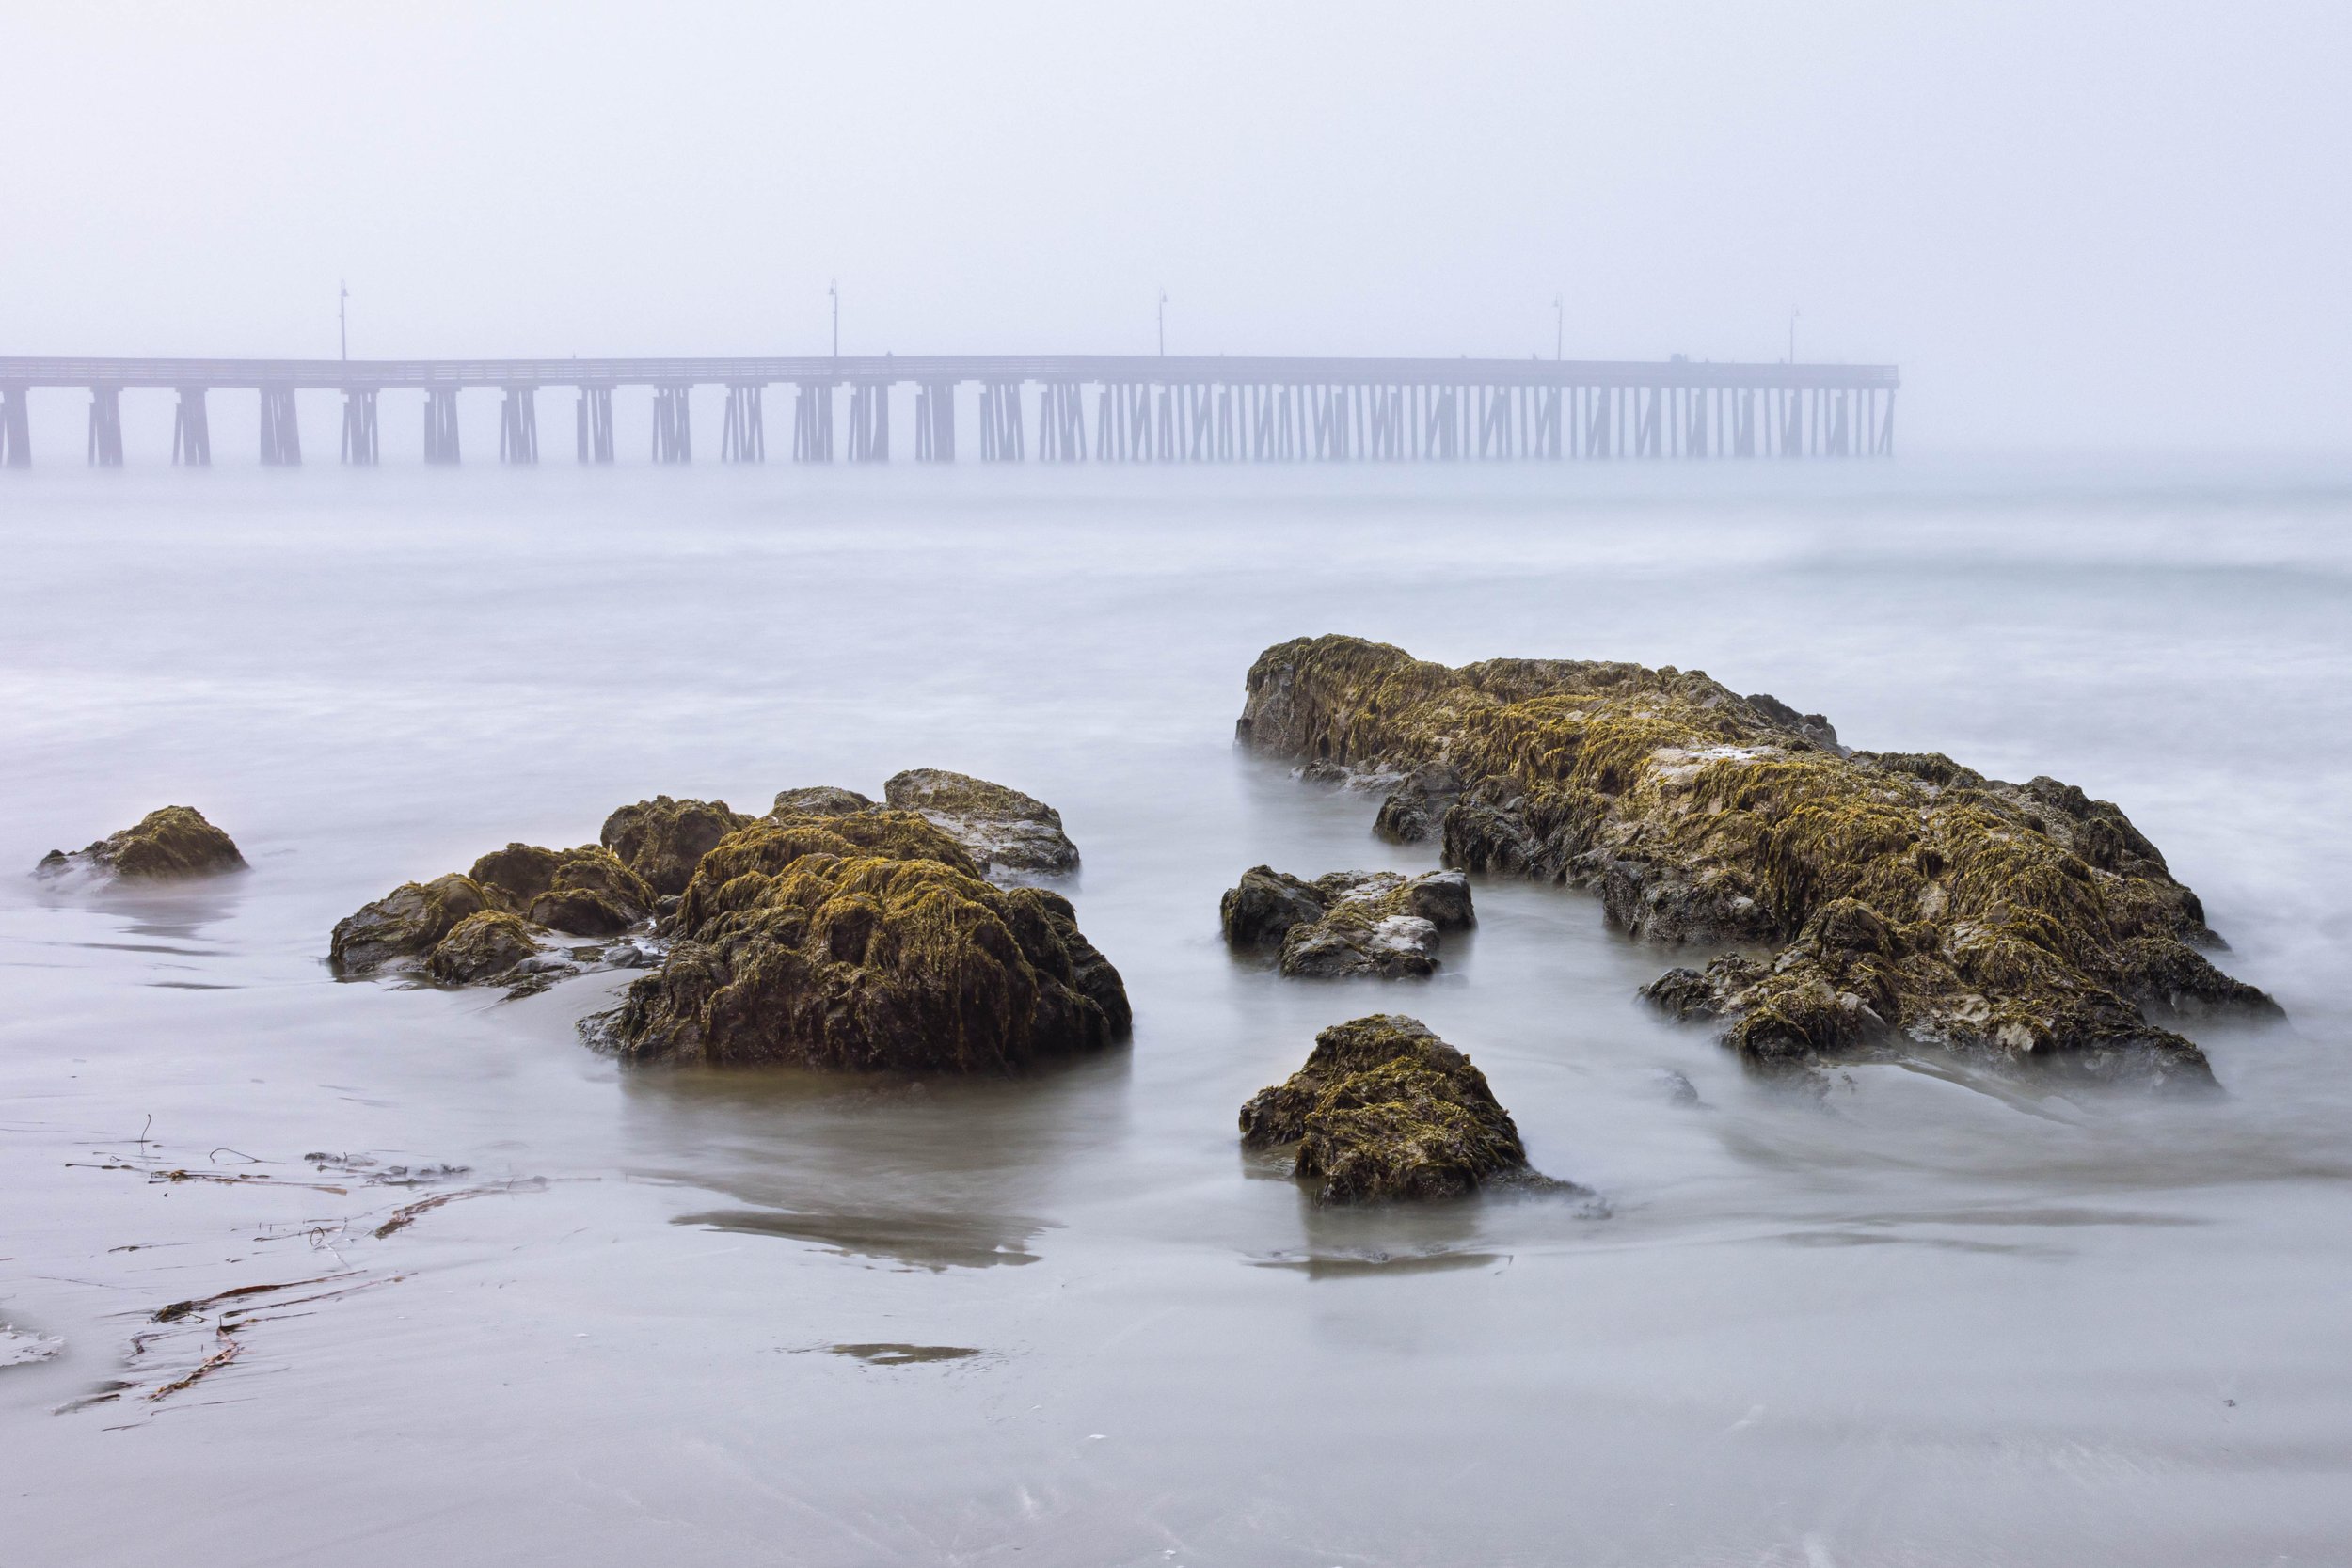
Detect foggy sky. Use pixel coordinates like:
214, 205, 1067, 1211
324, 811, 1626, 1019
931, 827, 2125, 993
7, 2, 2347, 452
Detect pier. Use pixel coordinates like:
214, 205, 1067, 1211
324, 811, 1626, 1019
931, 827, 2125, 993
0, 354, 1897, 467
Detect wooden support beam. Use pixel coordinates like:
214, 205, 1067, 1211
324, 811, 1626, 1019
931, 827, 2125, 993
424, 387, 461, 465
260, 385, 300, 467
341, 388, 379, 466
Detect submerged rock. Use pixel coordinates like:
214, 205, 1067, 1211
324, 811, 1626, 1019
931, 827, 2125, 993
1220, 865, 1474, 978
600, 796, 754, 897
882, 768, 1079, 877
588, 810, 1129, 1070
1237, 634, 2280, 1092
1239, 1014, 1552, 1203
36, 806, 246, 881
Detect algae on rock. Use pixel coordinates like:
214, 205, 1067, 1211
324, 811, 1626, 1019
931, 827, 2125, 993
1220, 866, 1474, 977
591, 810, 1130, 1071
600, 796, 754, 897
427, 910, 539, 984
768, 786, 877, 819
1239, 1014, 1552, 1203
332, 842, 652, 981
467, 842, 656, 935
37, 807, 246, 881
1237, 634, 2279, 1092
331, 873, 493, 974
882, 768, 1080, 877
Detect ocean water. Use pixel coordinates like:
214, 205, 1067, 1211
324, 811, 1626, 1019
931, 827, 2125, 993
2, 459, 2348, 1566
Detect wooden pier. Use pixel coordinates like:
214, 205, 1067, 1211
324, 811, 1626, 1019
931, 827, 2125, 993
0, 354, 1897, 467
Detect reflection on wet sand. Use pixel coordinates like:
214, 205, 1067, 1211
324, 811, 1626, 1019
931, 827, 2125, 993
620, 1047, 1132, 1268
1248, 1248, 1509, 1278
673, 1208, 1050, 1271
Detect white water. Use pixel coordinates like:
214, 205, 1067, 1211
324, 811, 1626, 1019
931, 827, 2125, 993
3, 461, 2348, 1565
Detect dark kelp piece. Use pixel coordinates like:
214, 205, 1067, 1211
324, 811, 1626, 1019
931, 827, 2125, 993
37, 806, 246, 881
1236, 635, 2280, 1092
1240, 1014, 1550, 1203
588, 810, 1129, 1070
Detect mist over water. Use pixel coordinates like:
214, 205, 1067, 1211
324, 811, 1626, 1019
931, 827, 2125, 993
4, 460, 2351, 1564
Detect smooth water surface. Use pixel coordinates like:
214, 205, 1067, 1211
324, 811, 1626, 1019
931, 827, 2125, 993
3, 460, 2348, 1565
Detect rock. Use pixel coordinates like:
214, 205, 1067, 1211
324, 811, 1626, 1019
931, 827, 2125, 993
331, 873, 491, 974
1652, 1068, 1702, 1106
1238, 1015, 1552, 1203
603, 942, 649, 970
600, 796, 754, 896
427, 911, 538, 984
1219, 866, 1328, 949
1372, 765, 1462, 844
1238, 634, 2279, 1093
588, 810, 1129, 1070
35, 806, 246, 881
1219, 865, 1474, 978
335, 837, 654, 980
468, 842, 655, 936
769, 785, 877, 818
882, 768, 1079, 877
1741, 692, 1844, 754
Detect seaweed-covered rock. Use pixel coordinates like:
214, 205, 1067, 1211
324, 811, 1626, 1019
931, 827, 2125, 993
769, 785, 877, 819
600, 796, 753, 897
1239, 1014, 1544, 1203
330, 873, 491, 974
334, 839, 654, 979
427, 910, 539, 984
468, 843, 655, 935
882, 768, 1079, 877
1238, 634, 2279, 1092
1220, 866, 1330, 949
1372, 765, 1463, 845
1220, 866, 1474, 978
36, 806, 246, 881
590, 810, 1129, 1070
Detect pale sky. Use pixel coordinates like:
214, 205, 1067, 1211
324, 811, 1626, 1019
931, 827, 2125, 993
6, 1, 2347, 451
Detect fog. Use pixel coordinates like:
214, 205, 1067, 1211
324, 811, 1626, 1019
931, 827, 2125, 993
7, 1, 2347, 451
